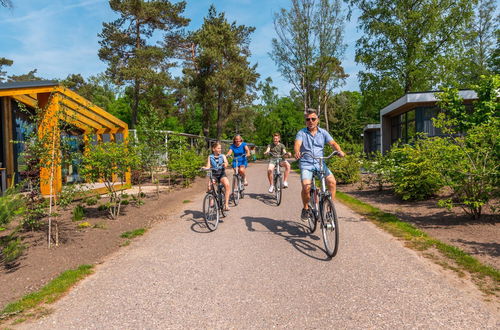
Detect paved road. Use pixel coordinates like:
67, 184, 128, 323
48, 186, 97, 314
21, 162, 498, 329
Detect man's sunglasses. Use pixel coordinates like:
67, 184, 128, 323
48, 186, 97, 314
305, 117, 317, 122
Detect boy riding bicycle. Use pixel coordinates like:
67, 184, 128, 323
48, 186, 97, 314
294, 109, 345, 221
264, 133, 291, 193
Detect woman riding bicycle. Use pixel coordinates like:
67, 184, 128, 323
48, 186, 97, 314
264, 132, 291, 193
204, 142, 230, 211
226, 135, 250, 186
294, 108, 345, 221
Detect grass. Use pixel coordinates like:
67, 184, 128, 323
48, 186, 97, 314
336, 191, 500, 294
120, 228, 146, 239
182, 200, 191, 204
0, 265, 94, 319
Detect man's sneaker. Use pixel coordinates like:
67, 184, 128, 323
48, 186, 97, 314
300, 208, 310, 222
268, 185, 275, 193
283, 181, 289, 188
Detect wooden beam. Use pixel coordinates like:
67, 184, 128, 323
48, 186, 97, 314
55, 87, 128, 129
12, 94, 38, 108
39, 94, 62, 196
0, 86, 58, 97
58, 97, 119, 130
59, 102, 105, 131
1, 97, 14, 187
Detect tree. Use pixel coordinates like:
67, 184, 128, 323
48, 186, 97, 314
349, 0, 475, 117
457, 0, 499, 85
8, 69, 43, 82
0, 57, 13, 82
186, 5, 259, 139
81, 141, 138, 219
98, 0, 189, 128
328, 91, 364, 143
271, 0, 347, 122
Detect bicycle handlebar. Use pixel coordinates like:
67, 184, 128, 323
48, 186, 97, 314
300, 150, 340, 160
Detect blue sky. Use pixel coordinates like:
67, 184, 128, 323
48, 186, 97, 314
0, 0, 362, 96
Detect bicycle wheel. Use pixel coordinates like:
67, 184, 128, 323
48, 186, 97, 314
307, 188, 318, 233
274, 174, 282, 206
219, 186, 226, 218
203, 193, 219, 231
321, 197, 339, 257
231, 176, 239, 206
239, 177, 245, 199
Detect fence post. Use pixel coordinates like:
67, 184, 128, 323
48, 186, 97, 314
165, 132, 169, 162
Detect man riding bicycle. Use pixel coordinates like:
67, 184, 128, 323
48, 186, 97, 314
264, 132, 291, 193
294, 108, 345, 221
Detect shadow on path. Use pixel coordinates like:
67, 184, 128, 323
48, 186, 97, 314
246, 193, 277, 206
181, 209, 217, 234
242, 216, 331, 261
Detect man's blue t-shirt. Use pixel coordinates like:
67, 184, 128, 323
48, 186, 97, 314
295, 127, 333, 170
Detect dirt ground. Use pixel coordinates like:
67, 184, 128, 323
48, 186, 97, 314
0, 178, 206, 310
338, 180, 499, 270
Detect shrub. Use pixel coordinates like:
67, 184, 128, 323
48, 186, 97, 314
0, 189, 25, 227
328, 153, 362, 184
71, 205, 85, 222
58, 185, 81, 210
385, 136, 460, 201
439, 120, 499, 219
97, 204, 109, 212
167, 136, 206, 186
84, 197, 98, 206
363, 151, 392, 190
2, 237, 25, 264
80, 141, 139, 219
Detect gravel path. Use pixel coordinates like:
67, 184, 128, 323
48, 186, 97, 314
19, 162, 499, 329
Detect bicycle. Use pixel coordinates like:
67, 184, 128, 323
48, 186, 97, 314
300, 150, 340, 258
230, 156, 245, 206
270, 157, 285, 206
201, 168, 227, 231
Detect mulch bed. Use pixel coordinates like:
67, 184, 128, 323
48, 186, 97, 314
338, 180, 499, 270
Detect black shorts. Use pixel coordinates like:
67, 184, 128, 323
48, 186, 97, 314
213, 169, 227, 181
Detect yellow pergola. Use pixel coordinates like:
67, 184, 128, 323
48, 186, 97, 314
0, 81, 130, 196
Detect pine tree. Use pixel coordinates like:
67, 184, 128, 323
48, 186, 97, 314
98, 0, 189, 128
186, 5, 259, 139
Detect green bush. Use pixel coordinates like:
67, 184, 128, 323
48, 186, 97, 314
328, 153, 362, 184
2, 237, 25, 264
71, 205, 85, 222
58, 185, 81, 210
385, 136, 460, 201
167, 136, 206, 186
84, 197, 98, 206
439, 120, 499, 219
363, 151, 391, 190
0, 189, 25, 227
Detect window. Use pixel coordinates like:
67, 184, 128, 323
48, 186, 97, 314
61, 130, 84, 184
12, 101, 36, 183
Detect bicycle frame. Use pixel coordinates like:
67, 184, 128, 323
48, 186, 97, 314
206, 170, 225, 207
300, 150, 340, 257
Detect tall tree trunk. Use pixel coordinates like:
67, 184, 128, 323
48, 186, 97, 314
217, 89, 223, 140
131, 20, 142, 129
132, 81, 139, 128
324, 97, 330, 131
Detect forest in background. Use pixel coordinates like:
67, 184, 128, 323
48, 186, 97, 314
0, 0, 498, 148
